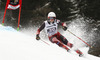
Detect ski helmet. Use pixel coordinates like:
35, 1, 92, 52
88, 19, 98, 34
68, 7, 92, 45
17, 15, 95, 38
48, 12, 56, 18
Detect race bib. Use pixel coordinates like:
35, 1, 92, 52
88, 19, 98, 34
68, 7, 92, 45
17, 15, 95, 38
47, 27, 56, 34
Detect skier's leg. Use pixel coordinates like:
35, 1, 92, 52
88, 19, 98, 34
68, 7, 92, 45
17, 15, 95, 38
50, 37, 70, 51
67, 42, 73, 48
59, 34, 73, 48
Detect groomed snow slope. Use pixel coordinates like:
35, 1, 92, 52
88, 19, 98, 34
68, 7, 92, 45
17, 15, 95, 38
0, 25, 100, 60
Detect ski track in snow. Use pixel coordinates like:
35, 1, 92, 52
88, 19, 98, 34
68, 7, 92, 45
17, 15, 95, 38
0, 25, 100, 60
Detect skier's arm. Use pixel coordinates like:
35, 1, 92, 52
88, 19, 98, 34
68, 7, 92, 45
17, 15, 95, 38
36, 22, 45, 40
36, 22, 45, 35
57, 20, 67, 31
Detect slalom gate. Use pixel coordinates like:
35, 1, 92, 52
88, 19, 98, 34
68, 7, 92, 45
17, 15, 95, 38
2, 0, 22, 31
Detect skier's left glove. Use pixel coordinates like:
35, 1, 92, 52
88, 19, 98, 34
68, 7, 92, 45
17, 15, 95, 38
36, 34, 40, 40
63, 26, 67, 31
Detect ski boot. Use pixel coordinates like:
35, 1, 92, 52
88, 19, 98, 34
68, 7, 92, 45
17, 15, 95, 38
79, 54, 83, 57
63, 45, 70, 52
75, 49, 83, 57
67, 49, 70, 52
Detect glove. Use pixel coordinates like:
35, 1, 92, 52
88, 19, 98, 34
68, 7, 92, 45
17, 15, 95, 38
36, 34, 40, 40
63, 26, 67, 31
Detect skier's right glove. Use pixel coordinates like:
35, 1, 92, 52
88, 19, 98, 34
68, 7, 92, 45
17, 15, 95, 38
36, 34, 40, 40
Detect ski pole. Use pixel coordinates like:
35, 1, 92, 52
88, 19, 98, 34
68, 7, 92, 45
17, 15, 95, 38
41, 39, 50, 46
67, 30, 92, 48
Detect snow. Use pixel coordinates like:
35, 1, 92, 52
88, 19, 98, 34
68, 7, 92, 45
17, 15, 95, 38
0, 25, 100, 60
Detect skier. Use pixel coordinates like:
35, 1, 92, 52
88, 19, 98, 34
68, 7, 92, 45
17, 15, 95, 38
36, 12, 83, 57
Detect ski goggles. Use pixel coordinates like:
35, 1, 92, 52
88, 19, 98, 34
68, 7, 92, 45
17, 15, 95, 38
49, 17, 55, 20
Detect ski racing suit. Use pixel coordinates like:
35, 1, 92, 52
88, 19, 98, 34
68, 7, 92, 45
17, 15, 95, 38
36, 19, 73, 51
36, 19, 83, 56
